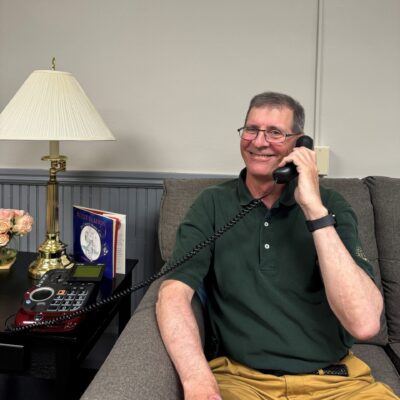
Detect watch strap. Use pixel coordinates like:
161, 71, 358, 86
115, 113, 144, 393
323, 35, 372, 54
306, 213, 336, 232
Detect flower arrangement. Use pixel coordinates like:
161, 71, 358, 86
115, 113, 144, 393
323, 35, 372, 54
0, 208, 34, 247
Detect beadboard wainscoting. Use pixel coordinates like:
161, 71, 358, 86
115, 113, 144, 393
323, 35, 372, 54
0, 169, 172, 309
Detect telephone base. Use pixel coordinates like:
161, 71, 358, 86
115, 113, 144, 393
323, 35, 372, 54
14, 309, 83, 333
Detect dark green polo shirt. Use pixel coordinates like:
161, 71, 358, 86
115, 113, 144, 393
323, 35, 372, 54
168, 169, 374, 373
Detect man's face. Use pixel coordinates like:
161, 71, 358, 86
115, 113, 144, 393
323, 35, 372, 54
240, 106, 297, 181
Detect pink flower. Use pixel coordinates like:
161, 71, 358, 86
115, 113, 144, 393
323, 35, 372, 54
0, 219, 12, 234
0, 209, 14, 220
0, 233, 10, 246
0, 208, 34, 246
13, 209, 25, 217
13, 214, 34, 235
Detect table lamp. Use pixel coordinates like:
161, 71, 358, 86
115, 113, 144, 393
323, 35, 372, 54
0, 60, 115, 279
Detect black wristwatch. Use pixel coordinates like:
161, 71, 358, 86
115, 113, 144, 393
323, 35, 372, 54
306, 213, 336, 232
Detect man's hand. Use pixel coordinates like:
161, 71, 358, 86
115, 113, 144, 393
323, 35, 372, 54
187, 395, 222, 400
184, 381, 222, 400
278, 146, 327, 219
186, 395, 222, 400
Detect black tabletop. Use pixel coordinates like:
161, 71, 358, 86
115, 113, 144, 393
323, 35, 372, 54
0, 251, 136, 340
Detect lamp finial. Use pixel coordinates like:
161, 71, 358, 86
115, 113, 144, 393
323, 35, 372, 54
51, 57, 56, 71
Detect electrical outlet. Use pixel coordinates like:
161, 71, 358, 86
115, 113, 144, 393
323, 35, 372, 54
315, 146, 330, 176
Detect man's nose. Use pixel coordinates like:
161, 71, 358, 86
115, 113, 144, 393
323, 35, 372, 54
253, 130, 270, 146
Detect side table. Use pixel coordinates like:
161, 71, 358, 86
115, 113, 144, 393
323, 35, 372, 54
0, 251, 138, 399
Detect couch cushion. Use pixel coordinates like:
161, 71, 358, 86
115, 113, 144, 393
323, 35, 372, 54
352, 344, 400, 395
364, 177, 400, 343
387, 343, 400, 371
320, 178, 388, 345
158, 178, 228, 261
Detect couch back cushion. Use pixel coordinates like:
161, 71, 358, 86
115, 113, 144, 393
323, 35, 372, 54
159, 178, 228, 261
159, 177, 388, 345
364, 177, 400, 343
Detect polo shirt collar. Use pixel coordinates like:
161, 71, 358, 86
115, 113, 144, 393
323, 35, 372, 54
238, 168, 297, 208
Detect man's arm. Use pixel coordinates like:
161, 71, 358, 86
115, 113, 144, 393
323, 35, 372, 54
279, 146, 383, 340
310, 223, 383, 340
156, 279, 222, 400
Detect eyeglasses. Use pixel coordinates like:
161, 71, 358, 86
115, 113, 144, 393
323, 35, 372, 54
237, 126, 300, 143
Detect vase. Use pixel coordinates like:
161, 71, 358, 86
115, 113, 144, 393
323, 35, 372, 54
0, 246, 17, 270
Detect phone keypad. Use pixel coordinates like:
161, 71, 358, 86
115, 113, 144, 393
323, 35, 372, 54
46, 282, 94, 312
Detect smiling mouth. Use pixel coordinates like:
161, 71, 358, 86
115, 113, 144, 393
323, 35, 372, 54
249, 151, 275, 158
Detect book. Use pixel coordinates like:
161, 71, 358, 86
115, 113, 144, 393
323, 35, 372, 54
73, 206, 126, 279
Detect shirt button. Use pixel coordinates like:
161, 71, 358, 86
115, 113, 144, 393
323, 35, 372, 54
264, 221, 269, 227
264, 244, 270, 250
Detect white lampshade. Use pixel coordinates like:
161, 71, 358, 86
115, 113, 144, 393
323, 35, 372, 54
0, 70, 115, 141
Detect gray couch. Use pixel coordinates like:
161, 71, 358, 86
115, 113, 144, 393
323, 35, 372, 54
81, 176, 400, 399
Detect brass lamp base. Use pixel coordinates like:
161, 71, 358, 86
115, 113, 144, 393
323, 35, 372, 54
28, 235, 74, 279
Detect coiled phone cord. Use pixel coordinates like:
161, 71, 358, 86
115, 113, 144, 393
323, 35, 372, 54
10, 195, 266, 333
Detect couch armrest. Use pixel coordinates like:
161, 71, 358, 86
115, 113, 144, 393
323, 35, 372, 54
385, 343, 400, 373
81, 273, 206, 400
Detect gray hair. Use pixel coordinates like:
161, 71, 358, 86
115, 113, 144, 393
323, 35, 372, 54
244, 92, 305, 133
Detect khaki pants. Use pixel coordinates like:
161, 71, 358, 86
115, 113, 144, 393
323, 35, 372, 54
210, 352, 399, 399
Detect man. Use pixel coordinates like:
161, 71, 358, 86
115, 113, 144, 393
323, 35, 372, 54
156, 92, 398, 399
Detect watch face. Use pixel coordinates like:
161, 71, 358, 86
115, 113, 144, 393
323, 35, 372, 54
80, 225, 101, 261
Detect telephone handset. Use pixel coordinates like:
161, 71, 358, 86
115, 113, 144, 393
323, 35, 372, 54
272, 135, 314, 184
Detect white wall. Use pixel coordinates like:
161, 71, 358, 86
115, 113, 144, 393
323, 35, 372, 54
0, 0, 399, 177
319, 0, 400, 177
